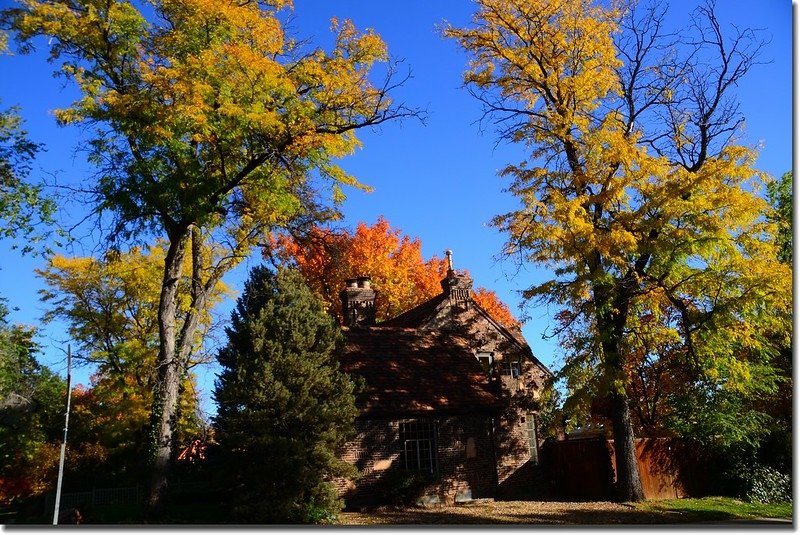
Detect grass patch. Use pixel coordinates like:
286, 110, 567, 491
10, 496, 792, 525
340, 498, 793, 525
638, 496, 792, 521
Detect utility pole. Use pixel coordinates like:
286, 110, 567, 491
52, 345, 72, 525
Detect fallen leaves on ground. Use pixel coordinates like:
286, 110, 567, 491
338, 500, 686, 525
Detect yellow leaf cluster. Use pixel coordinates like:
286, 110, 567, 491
37, 241, 229, 373
451, 0, 792, 433
447, 0, 620, 138
12, 0, 397, 228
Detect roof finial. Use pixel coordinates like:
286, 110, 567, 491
445, 249, 454, 275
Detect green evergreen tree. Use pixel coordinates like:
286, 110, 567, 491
213, 266, 358, 523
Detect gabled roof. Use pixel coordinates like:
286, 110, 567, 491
341, 327, 503, 417
380, 292, 553, 378
380, 294, 448, 328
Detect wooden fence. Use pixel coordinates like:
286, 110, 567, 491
541, 437, 708, 500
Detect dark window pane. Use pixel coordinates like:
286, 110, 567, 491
400, 421, 437, 473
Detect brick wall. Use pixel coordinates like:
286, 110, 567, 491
495, 353, 546, 497
334, 415, 497, 506
494, 405, 543, 498
436, 416, 497, 502
420, 302, 548, 499
333, 417, 399, 503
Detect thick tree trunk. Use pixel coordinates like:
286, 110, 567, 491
609, 389, 645, 502
594, 278, 645, 503
147, 226, 223, 512
147, 232, 189, 512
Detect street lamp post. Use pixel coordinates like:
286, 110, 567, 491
52, 345, 72, 525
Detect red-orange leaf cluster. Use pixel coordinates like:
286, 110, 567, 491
473, 287, 521, 330
271, 217, 520, 329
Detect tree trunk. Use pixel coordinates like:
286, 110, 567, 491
175, 226, 213, 363
609, 389, 645, 502
146, 224, 242, 512
594, 278, 645, 503
147, 231, 189, 512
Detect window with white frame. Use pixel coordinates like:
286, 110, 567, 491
501, 359, 521, 378
525, 413, 539, 465
400, 421, 437, 473
476, 352, 494, 377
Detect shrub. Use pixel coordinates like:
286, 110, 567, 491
744, 466, 791, 504
378, 469, 437, 506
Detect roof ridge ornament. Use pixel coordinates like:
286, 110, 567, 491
445, 249, 454, 276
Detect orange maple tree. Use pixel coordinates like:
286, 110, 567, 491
271, 217, 520, 329
473, 287, 520, 330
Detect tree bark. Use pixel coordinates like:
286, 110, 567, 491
595, 279, 645, 503
147, 230, 189, 512
176, 226, 219, 364
609, 389, 645, 502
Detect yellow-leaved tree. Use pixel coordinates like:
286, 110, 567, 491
6, 0, 419, 507
37, 243, 229, 482
447, 0, 790, 501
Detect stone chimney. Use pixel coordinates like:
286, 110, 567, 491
340, 276, 376, 327
440, 250, 473, 306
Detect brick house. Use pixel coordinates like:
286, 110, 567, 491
335, 253, 552, 506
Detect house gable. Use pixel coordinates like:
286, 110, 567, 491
381, 270, 552, 384
336, 255, 552, 504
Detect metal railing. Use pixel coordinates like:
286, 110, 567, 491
45, 485, 142, 512
44, 480, 209, 516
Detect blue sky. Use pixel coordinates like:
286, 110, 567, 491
0, 0, 792, 418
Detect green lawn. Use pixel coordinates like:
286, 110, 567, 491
638, 497, 792, 522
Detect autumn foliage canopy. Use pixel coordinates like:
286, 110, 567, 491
447, 0, 791, 501
272, 217, 520, 329
5, 0, 420, 505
